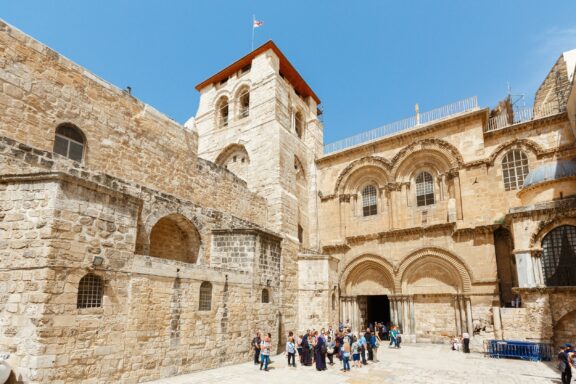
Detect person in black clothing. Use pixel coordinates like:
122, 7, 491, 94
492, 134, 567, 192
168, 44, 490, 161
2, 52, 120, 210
252, 331, 261, 365
365, 328, 373, 361
558, 343, 574, 384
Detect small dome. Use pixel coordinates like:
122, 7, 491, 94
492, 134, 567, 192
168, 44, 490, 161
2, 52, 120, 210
523, 160, 576, 188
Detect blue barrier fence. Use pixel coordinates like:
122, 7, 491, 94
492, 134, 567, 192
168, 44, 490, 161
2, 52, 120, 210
485, 340, 554, 361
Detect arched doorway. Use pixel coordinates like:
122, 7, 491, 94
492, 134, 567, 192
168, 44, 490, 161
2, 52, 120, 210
340, 256, 394, 330
399, 251, 469, 342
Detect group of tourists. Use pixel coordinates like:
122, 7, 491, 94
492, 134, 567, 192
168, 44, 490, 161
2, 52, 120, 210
251, 321, 402, 372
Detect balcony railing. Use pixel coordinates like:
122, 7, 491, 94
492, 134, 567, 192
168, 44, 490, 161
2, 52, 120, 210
323, 96, 479, 155
485, 103, 563, 132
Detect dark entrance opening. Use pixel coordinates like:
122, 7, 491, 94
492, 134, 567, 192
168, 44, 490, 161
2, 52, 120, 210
366, 295, 390, 326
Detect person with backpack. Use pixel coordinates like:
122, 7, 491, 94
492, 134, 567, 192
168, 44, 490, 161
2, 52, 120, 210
341, 337, 351, 372
251, 331, 261, 365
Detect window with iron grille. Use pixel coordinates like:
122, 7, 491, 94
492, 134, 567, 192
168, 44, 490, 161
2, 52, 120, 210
198, 281, 212, 311
216, 97, 229, 128
77, 274, 103, 309
416, 171, 435, 207
541, 225, 576, 286
362, 185, 377, 216
261, 288, 270, 303
53, 123, 85, 162
501, 150, 529, 191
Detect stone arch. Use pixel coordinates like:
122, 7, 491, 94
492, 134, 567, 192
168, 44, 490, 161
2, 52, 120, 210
340, 254, 395, 296
554, 310, 576, 348
149, 213, 202, 263
234, 83, 251, 119
396, 247, 473, 294
215, 143, 251, 182
486, 138, 544, 166
393, 148, 458, 182
334, 156, 392, 194
530, 216, 576, 248
391, 139, 463, 179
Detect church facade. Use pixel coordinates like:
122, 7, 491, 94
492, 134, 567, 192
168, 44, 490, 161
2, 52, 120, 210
0, 19, 575, 383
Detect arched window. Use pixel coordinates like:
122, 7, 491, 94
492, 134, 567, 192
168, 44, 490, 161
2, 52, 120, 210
216, 97, 229, 128
237, 87, 250, 118
261, 288, 270, 303
362, 185, 377, 216
501, 150, 529, 191
292, 110, 304, 138
541, 225, 576, 286
199, 282, 212, 311
53, 123, 85, 162
415, 171, 435, 206
77, 274, 103, 309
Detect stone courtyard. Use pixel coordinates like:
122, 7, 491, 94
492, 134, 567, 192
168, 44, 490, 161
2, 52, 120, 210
146, 344, 560, 384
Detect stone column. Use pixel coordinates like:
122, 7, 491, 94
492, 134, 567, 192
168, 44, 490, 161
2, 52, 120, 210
389, 188, 396, 229
409, 297, 416, 335
531, 250, 544, 286
397, 299, 404, 331
451, 172, 463, 220
514, 251, 535, 288
352, 297, 359, 331
339, 195, 351, 239
402, 296, 410, 334
389, 297, 397, 326
454, 295, 462, 337
465, 297, 473, 334
458, 295, 466, 335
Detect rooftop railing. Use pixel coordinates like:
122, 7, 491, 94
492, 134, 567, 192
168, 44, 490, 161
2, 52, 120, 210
485, 103, 564, 132
323, 96, 479, 154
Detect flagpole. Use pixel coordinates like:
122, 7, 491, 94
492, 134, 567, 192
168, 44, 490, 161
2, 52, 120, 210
251, 15, 255, 51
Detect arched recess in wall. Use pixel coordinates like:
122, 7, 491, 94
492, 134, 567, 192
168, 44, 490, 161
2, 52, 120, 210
215, 144, 251, 182
486, 138, 543, 167
149, 213, 201, 263
394, 146, 461, 213
493, 227, 517, 307
554, 310, 576, 348
334, 156, 392, 195
396, 247, 473, 294
294, 155, 308, 247
340, 255, 395, 296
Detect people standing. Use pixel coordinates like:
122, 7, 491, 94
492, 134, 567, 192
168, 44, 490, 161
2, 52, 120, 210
259, 333, 271, 371
371, 330, 381, 362
326, 335, 336, 366
286, 335, 296, 367
558, 343, 574, 384
252, 331, 261, 365
462, 332, 470, 353
351, 335, 361, 368
365, 328, 373, 361
358, 331, 368, 365
301, 331, 312, 366
297, 334, 304, 364
315, 331, 327, 371
341, 337, 351, 372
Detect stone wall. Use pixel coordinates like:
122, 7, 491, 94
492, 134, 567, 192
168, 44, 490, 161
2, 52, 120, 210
0, 20, 267, 228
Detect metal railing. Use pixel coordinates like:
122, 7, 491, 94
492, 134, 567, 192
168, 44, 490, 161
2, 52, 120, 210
485, 103, 563, 132
323, 96, 479, 154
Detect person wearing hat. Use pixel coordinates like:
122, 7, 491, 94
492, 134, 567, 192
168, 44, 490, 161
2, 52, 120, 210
558, 343, 574, 384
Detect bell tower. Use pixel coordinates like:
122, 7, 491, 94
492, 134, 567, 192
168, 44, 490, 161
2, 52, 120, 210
191, 41, 325, 331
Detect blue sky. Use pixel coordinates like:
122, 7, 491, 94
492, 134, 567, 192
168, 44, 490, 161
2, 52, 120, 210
2, 1, 576, 144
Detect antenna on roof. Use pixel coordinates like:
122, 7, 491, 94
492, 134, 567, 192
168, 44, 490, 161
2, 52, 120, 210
507, 82, 525, 108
